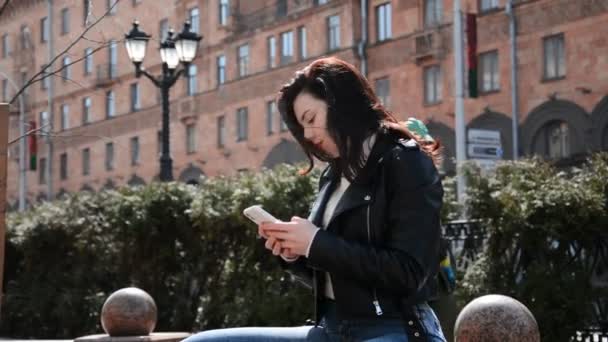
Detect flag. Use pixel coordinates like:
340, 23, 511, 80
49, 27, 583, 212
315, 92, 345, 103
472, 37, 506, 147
467, 13, 478, 98
29, 120, 37, 170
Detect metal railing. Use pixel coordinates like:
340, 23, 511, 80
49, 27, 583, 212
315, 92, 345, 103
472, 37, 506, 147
96, 64, 117, 87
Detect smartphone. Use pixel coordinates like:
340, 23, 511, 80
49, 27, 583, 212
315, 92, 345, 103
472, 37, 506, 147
243, 205, 279, 225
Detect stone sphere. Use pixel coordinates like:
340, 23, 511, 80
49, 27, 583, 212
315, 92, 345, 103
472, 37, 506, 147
455, 294, 540, 342
101, 287, 157, 336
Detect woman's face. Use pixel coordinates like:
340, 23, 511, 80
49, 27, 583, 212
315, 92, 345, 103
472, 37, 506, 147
293, 91, 340, 158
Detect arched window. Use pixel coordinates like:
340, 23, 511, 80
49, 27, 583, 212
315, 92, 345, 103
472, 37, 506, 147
533, 121, 571, 159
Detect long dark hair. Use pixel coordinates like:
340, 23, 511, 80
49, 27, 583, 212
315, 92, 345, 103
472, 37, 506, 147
277, 57, 441, 181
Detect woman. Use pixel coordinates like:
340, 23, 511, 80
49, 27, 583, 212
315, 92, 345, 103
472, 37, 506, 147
184, 57, 446, 341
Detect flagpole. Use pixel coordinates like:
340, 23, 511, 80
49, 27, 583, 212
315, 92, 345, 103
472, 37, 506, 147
453, 0, 467, 207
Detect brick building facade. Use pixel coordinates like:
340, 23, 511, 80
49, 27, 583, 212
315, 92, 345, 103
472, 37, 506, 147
1, 0, 607, 209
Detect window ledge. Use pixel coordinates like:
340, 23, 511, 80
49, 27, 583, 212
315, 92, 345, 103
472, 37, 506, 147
478, 89, 501, 96
423, 100, 442, 107
541, 75, 566, 84
478, 7, 504, 17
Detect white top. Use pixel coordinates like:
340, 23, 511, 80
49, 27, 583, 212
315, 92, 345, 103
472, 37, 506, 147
284, 133, 377, 300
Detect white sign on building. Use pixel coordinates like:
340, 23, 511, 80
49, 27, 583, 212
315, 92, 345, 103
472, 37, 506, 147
467, 128, 504, 171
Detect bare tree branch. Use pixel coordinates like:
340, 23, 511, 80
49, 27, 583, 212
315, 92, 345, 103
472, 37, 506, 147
0, 0, 11, 19
8, 0, 123, 105
30, 40, 119, 88
7, 123, 49, 146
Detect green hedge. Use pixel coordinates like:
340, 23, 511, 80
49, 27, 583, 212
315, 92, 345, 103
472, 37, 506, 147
2, 164, 318, 338
3, 155, 607, 340
459, 153, 608, 341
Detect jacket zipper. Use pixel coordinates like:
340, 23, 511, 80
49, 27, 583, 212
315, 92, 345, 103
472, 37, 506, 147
367, 204, 383, 316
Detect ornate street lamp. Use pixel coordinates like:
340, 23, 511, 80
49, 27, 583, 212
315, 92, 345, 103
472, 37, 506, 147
125, 21, 202, 181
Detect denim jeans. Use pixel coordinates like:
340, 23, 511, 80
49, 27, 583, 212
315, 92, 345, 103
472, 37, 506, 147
182, 300, 446, 342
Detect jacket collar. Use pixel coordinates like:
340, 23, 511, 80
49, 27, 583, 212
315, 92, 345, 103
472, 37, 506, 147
311, 128, 399, 229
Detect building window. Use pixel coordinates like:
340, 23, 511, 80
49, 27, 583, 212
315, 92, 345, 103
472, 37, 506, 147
277, 0, 287, 17
107, 0, 118, 14
479, 50, 499, 93
424, 65, 442, 104
105, 142, 115, 171
82, 97, 91, 124
83, 0, 91, 25
21, 29, 31, 50
219, 0, 230, 26
62, 56, 71, 81
236, 107, 248, 141
238, 44, 249, 77
189, 7, 200, 34
109, 40, 117, 78
280, 115, 288, 132
217, 55, 226, 86
186, 124, 197, 154
424, 0, 442, 28
40, 65, 49, 90
20, 71, 27, 91
130, 136, 140, 165
20, 26, 30, 50
84, 47, 93, 75
266, 101, 276, 135
60, 153, 68, 180
159, 18, 169, 41
217, 115, 226, 147
39, 65, 48, 90
1, 34, 9, 58
130, 83, 140, 111
534, 121, 571, 159
280, 31, 294, 65
376, 3, 392, 42
187, 64, 197, 95
132, 0, 142, 6
375, 77, 390, 108
543, 34, 565, 80
1, 79, 8, 102
60, 104, 70, 130
327, 15, 340, 51
82, 148, 90, 175
267, 36, 277, 69
106, 91, 115, 118
41, 17, 49, 43
479, 0, 499, 12
298, 26, 307, 60
315, 0, 329, 5
39, 111, 49, 130
61, 8, 70, 34
39, 158, 47, 184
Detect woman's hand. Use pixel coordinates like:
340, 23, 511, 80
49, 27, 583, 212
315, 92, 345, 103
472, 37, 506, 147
258, 223, 300, 260
262, 216, 319, 257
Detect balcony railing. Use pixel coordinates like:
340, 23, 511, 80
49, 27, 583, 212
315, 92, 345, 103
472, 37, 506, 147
96, 64, 117, 87
412, 26, 448, 63
232, 0, 319, 32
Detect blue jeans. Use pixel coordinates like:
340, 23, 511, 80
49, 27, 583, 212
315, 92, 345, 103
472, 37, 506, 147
182, 300, 446, 342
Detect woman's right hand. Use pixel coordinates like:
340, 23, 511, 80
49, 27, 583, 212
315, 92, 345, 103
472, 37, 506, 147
259, 224, 299, 260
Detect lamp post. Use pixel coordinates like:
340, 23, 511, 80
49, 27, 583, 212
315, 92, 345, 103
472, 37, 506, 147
124, 21, 202, 181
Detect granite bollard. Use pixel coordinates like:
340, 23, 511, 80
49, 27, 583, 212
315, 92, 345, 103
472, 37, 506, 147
75, 287, 190, 342
454, 294, 540, 342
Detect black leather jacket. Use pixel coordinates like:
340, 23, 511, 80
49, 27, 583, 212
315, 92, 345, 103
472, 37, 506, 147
281, 129, 444, 326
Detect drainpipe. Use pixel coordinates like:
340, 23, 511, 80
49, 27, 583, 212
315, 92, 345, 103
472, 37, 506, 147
453, 0, 467, 205
506, 0, 519, 160
0, 71, 26, 211
358, 0, 368, 76
46, 0, 54, 200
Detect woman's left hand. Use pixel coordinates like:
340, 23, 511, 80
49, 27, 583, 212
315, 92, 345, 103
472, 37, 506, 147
261, 216, 319, 256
